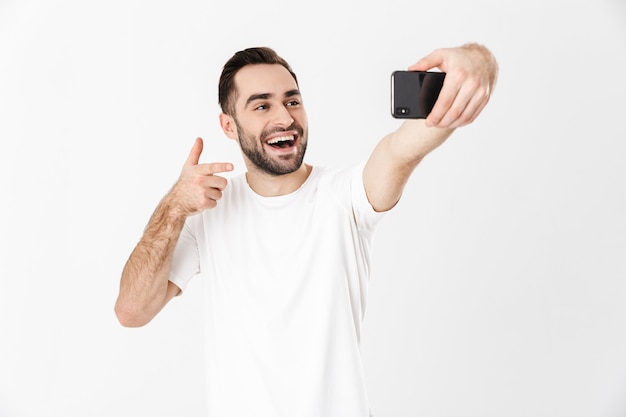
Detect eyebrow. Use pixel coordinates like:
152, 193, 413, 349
245, 89, 301, 107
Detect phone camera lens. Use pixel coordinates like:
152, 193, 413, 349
395, 107, 410, 116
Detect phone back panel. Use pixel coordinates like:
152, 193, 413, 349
391, 71, 445, 119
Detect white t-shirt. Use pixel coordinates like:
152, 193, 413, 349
169, 163, 386, 417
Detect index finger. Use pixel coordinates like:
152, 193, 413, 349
408, 48, 446, 72
426, 78, 459, 127
195, 162, 234, 176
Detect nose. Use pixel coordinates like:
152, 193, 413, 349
271, 105, 294, 128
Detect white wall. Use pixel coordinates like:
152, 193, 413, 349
1, 1, 625, 416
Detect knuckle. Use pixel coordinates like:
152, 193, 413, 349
479, 85, 491, 100
451, 67, 468, 84
208, 188, 223, 201
198, 196, 212, 208
192, 176, 204, 186
466, 77, 481, 92
446, 106, 462, 121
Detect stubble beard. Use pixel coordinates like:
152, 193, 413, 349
235, 118, 308, 176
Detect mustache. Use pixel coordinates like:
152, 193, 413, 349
262, 123, 304, 139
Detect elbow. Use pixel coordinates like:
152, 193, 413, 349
114, 300, 152, 328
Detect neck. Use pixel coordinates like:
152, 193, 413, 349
245, 163, 313, 197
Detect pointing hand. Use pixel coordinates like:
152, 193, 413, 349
168, 137, 234, 217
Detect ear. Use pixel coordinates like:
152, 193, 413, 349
219, 113, 238, 140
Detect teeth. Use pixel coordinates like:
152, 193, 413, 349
267, 135, 294, 145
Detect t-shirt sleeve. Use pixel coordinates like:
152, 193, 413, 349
169, 217, 201, 293
350, 162, 387, 234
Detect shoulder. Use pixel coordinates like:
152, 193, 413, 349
308, 163, 367, 209
313, 163, 363, 183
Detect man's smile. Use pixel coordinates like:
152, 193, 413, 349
264, 131, 299, 153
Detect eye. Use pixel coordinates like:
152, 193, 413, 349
254, 104, 268, 111
286, 100, 300, 107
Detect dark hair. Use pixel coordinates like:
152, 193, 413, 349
218, 47, 298, 115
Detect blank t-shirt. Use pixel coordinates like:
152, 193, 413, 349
170, 164, 385, 417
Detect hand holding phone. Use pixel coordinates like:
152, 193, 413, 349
391, 70, 446, 119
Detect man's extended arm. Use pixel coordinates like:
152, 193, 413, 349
363, 43, 498, 212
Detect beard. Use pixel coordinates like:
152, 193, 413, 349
234, 118, 308, 176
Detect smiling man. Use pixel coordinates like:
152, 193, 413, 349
115, 45, 498, 416
221, 62, 310, 188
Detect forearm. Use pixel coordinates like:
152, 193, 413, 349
364, 120, 454, 212
115, 195, 186, 326
388, 119, 455, 162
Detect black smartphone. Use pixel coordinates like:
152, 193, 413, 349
391, 70, 446, 119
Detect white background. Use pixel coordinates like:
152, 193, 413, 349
1, 1, 625, 416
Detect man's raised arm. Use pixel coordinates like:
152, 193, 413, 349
114, 138, 233, 327
363, 43, 498, 212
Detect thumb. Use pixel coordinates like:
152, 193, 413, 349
408, 49, 444, 72
185, 137, 203, 166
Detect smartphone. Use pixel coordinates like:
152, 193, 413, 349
391, 70, 446, 119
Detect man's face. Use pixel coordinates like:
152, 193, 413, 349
229, 64, 308, 176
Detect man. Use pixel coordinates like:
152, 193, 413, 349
115, 44, 498, 416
